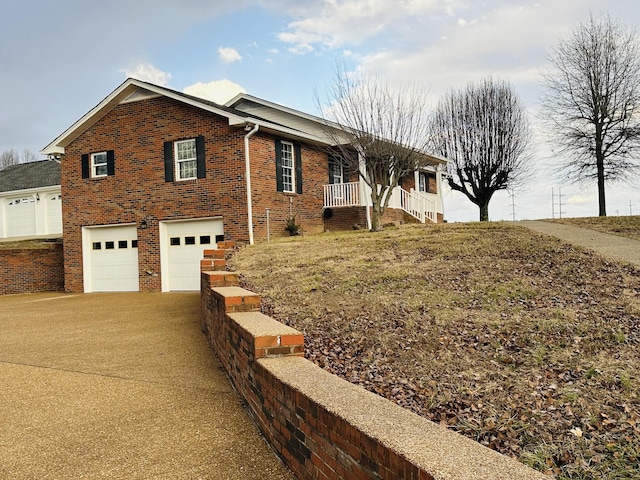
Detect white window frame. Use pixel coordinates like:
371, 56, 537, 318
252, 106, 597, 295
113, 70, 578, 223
174, 139, 197, 181
280, 141, 295, 193
330, 159, 344, 185
91, 152, 108, 178
418, 171, 429, 193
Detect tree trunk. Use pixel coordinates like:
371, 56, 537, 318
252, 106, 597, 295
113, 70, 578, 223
479, 202, 489, 222
597, 157, 607, 216
371, 204, 384, 231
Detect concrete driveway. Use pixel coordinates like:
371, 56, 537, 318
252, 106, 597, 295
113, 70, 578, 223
0, 292, 292, 480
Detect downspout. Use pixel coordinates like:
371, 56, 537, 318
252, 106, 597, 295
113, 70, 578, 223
244, 124, 259, 245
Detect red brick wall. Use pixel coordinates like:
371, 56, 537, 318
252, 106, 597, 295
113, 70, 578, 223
61, 96, 333, 291
249, 136, 327, 240
0, 243, 64, 295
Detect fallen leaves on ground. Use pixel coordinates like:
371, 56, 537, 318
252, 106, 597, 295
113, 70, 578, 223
232, 222, 640, 479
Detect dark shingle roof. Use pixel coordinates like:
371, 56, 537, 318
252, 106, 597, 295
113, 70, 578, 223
0, 160, 61, 193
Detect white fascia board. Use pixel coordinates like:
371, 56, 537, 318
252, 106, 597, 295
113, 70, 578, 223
228, 116, 330, 145
226, 93, 344, 130
41, 78, 248, 156
0, 185, 61, 198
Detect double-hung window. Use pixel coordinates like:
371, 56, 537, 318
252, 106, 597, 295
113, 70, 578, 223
175, 139, 197, 181
418, 171, 429, 193
82, 150, 115, 179
280, 141, 294, 193
163, 136, 206, 182
91, 152, 108, 178
329, 159, 344, 185
275, 139, 302, 194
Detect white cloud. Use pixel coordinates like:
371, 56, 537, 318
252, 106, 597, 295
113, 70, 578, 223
122, 63, 172, 86
277, 0, 454, 52
218, 47, 242, 64
183, 79, 246, 104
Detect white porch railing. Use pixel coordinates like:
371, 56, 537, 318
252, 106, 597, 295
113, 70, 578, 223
387, 188, 438, 223
323, 182, 438, 223
323, 182, 360, 207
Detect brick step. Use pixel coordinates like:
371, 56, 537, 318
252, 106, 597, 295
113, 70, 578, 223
203, 271, 239, 287
203, 249, 226, 259
211, 286, 261, 313
200, 258, 227, 271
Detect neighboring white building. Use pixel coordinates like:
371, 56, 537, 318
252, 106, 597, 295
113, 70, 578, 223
0, 160, 62, 239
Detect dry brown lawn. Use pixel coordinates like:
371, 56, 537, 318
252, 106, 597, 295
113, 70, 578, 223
231, 221, 639, 479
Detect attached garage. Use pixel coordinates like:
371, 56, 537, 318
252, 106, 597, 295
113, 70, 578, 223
5, 195, 37, 237
160, 218, 223, 291
82, 224, 139, 292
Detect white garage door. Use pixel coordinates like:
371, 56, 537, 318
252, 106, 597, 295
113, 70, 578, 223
85, 225, 139, 292
161, 218, 223, 291
6, 196, 36, 237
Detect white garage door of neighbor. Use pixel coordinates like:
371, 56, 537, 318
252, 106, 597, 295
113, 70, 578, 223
6, 196, 36, 237
163, 219, 223, 291
86, 225, 139, 292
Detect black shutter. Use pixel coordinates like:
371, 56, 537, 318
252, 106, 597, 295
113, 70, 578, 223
295, 143, 302, 194
106, 150, 115, 176
164, 141, 174, 182
275, 139, 283, 192
196, 135, 206, 179
81, 154, 89, 179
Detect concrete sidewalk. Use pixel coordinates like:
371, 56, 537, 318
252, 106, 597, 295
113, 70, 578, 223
0, 292, 293, 480
521, 220, 640, 266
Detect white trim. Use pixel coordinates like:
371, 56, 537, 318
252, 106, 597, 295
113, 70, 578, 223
280, 140, 295, 193
174, 139, 198, 181
91, 151, 108, 178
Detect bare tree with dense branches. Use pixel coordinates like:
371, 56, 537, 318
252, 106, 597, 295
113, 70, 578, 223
542, 14, 640, 217
0, 148, 39, 170
318, 68, 433, 231
429, 78, 530, 221
0, 149, 20, 170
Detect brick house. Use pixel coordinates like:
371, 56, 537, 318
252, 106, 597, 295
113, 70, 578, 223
42, 78, 447, 293
0, 160, 62, 240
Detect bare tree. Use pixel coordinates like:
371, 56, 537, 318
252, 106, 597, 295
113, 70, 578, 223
21, 148, 38, 163
429, 78, 530, 221
0, 148, 39, 170
542, 14, 640, 217
0, 149, 20, 170
318, 68, 433, 231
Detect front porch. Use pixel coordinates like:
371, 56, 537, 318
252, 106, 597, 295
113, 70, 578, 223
323, 182, 440, 224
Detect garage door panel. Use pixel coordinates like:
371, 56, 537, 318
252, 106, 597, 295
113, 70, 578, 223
163, 219, 223, 291
6, 196, 36, 237
86, 225, 139, 292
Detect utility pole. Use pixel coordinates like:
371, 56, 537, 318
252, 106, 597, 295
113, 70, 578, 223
552, 187, 566, 219
630, 201, 634, 216
509, 190, 517, 221
557, 187, 566, 219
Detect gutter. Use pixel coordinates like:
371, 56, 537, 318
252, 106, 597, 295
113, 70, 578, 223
244, 124, 259, 245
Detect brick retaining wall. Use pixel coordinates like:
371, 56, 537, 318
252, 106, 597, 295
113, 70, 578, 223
0, 243, 64, 295
200, 246, 548, 480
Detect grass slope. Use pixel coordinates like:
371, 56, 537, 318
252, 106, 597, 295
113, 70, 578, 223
231, 222, 640, 479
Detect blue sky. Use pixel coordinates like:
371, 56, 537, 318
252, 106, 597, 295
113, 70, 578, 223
2, 0, 640, 221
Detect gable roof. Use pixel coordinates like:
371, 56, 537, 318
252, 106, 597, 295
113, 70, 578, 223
0, 160, 61, 193
41, 78, 329, 156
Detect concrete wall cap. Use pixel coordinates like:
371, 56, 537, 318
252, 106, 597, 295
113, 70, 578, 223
228, 311, 302, 338
259, 356, 548, 480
